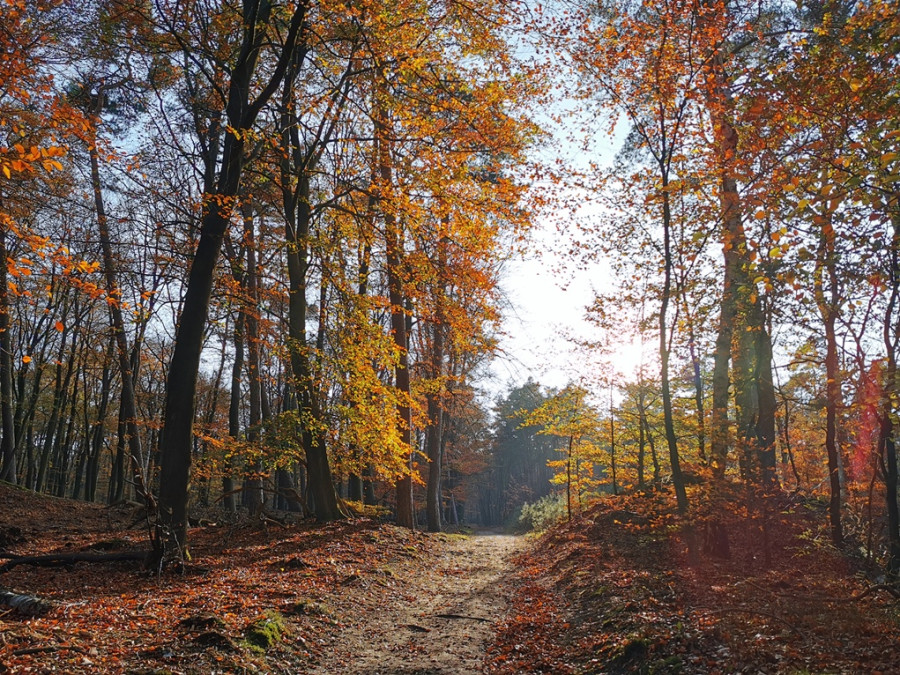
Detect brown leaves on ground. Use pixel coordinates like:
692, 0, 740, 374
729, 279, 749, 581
4, 482, 900, 674
0, 482, 436, 674
492, 490, 900, 674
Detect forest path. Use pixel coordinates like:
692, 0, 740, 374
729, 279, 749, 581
309, 530, 525, 674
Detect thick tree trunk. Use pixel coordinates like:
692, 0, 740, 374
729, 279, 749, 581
881, 207, 900, 576
156, 0, 308, 556
157, 190, 236, 553
284, 174, 343, 522
276, 52, 342, 521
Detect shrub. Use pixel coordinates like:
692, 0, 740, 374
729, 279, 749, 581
518, 493, 567, 532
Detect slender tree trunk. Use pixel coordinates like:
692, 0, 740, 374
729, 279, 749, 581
609, 384, 618, 496
54, 370, 79, 498
37, 331, 73, 493
688, 334, 706, 463
375, 95, 414, 529
284, 172, 342, 522
425, 231, 448, 532
566, 434, 573, 521
637, 401, 646, 489
89, 136, 145, 502
242, 204, 264, 514
0, 221, 17, 484
225, 309, 245, 513
659, 184, 688, 511
348, 240, 373, 503
388, 225, 413, 528
425, 320, 445, 532
814, 213, 844, 545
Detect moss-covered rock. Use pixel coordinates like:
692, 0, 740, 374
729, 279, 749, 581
243, 610, 285, 652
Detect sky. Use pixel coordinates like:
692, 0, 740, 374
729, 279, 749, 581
486, 210, 652, 403
484, 111, 646, 401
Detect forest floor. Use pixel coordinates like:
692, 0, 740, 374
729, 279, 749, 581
1, 482, 900, 674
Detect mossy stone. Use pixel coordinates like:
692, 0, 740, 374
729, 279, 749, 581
243, 610, 285, 652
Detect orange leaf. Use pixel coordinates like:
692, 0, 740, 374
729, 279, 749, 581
22, 355, 31, 364
54, 321, 64, 332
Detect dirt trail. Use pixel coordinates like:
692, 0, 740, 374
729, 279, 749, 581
309, 532, 524, 675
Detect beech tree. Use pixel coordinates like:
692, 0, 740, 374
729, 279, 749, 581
153, 0, 309, 555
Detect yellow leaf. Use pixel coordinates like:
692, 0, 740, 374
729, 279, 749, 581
1, 165, 9, 179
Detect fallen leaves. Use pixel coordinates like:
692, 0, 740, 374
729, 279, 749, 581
491, 493, 900, 674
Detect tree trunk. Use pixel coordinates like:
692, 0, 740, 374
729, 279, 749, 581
425, 320, 445, 532
425, 230, 448, 532
156, 0, 308, 556
37, 329, 74, 493
374, 94, 414, 528
283, 172, 343, 522
813, 213, 844, 545
241, 204, 264, 515
0, 222, 17, 484
688, 334, 706, 463
88, 137, 146, 501
659, 184, 688, 511
880, 206, 900, 576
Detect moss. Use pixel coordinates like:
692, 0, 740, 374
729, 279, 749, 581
437, 532, 471, 541
243, 610, 285, 652
605, 636, 650, 671
590, 585, 609, 598
649, 655, 683, 673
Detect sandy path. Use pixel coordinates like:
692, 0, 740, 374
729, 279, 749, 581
309, 532, 524, 674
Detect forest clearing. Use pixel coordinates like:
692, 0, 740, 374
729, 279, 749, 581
1, 481, 899, 673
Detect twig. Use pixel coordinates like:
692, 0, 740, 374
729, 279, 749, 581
850, 583, 900, 601
434, 613, 491, 622
12, 645, 86, 656
693, 606, 799, 634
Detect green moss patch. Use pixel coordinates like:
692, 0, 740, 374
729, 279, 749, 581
243, 610, 285, 652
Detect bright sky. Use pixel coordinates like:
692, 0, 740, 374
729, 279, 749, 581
483, 75, 645, 401
489, 214, 651, 400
